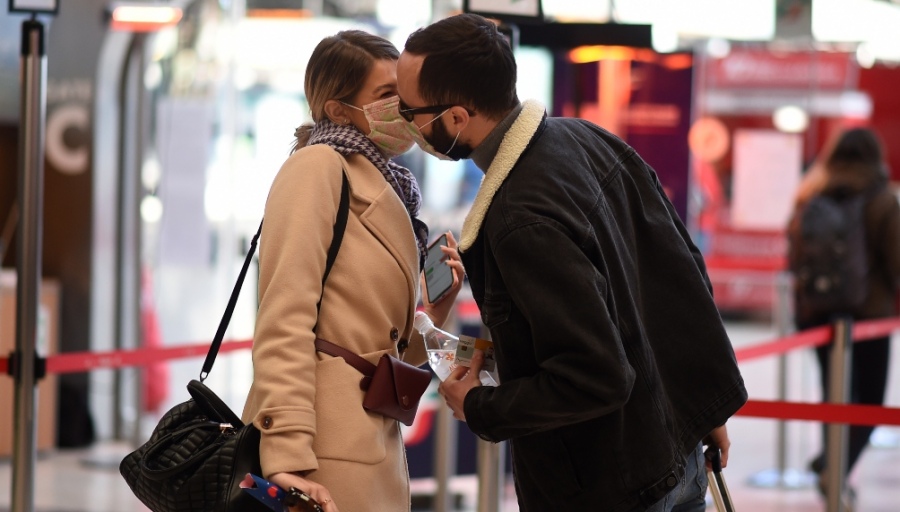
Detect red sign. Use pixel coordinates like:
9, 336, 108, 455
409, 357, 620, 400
708, 48, 856, 90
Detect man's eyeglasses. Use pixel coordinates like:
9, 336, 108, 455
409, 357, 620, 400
398, 100, 474, 123
398, 104, 455, 123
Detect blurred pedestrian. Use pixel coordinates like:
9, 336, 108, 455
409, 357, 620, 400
788, 127, 900, 504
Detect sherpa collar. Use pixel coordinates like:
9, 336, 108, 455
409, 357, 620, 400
459, 99, 546, 252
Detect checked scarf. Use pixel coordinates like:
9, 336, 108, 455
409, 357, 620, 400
308, 119, 428, 268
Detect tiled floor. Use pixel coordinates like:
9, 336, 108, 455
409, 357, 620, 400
1, 317, 899, 511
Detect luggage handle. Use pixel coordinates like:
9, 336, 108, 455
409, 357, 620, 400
704, 445, 736, 512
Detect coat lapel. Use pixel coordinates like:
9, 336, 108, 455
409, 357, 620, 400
459, 99, 546, 252
341, 153, 419, 302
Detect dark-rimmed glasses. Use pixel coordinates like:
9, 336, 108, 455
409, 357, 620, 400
398, 99, 474, 123
399, 104, 455, 123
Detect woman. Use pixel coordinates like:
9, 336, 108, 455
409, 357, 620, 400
241, 31, 463, 512
788, 127, 900, 502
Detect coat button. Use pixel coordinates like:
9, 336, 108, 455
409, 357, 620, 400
390, 327, 400, 341
262, 417, 273, 429
397, 338, 409, 354
666, 475, 677, 487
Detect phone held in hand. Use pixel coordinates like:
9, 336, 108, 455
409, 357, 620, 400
424, 233, 454, 304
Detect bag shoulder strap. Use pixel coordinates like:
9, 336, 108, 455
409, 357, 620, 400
200, 171, 350, 381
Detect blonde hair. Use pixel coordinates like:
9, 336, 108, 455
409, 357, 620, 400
292, 31, 399, 152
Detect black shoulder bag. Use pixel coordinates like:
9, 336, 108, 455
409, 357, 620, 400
120, 173, 350, 512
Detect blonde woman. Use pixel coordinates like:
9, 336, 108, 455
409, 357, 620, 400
241, 31, 462, 511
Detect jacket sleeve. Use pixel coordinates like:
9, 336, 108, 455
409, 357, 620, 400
651, 165, 715, 294
250, 146, 345, 478
463, 221, 636, 441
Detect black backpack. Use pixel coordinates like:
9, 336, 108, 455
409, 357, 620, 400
789, 189, 871, 319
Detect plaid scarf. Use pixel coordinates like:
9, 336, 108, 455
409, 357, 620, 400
308, 119, 428, 268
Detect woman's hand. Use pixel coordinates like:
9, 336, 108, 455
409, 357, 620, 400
268, 472, 339, 512
420, 231, 465, 328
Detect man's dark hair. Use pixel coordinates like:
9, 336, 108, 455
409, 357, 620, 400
405, 13, 519, 120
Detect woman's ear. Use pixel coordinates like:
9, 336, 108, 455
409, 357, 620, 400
323, 99, 350, 125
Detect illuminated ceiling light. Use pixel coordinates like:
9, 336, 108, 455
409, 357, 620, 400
245, 9, 313, 18
140, 195, 164, 223
773, 105, 809, 133
651, 24, 679, 53
108, 4, 183, 32
856, 43, 877, 68
706, 38, 731, 59
569, 45, 636, 63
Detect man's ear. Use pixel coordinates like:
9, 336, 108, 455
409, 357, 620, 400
323, 99, 350, 125
447, 105, 471, 132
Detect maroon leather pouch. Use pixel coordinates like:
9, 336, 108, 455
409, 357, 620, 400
362, 354, 431, 426
315, 338, 431, 426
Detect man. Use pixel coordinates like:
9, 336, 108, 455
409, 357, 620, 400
397, 13, 748, 512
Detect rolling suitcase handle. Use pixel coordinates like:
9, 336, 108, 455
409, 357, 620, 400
704, 445, 736, 512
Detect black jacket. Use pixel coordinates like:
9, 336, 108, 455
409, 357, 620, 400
459, 103, 747, 512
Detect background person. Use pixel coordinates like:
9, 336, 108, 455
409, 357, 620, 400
788, 127, 900, 501
240, 30, 462, 511
396, 13, 748, 512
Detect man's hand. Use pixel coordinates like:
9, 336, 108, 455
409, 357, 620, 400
704, 424, 732, 470
438, 350, 485, 421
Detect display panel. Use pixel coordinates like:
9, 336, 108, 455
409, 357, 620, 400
9, 0, 59, 14
464, 0, 543, 21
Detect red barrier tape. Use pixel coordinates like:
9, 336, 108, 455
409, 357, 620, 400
852, 317, 900, 341
733, 325, 832, 362
732, 316, 900, 363
46, 339, 253, 374
3, 319, 900, 429
18, 339, 253, 375
737, 399, 900, 427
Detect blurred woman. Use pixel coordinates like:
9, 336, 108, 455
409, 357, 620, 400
241, 31, 462, 511
788, 127, 900, 503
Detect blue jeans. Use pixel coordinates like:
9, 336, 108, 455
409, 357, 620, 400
641, 444, 708, 512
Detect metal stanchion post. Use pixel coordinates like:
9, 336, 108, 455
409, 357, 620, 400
12, 16, 47, 512
825, 317, 852, 512
433, 398, 457, 512
749, 271, 815, 489
475, 323, 503, 512
476, 440, 504, 512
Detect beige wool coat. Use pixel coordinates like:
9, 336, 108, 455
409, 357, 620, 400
241, 144, 427, 511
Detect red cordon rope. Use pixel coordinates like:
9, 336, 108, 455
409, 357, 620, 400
0, 339, 253, 376
733, 325, 832, 362
3, 318, 900, 426
732, 317, 900, 363
738, 399, 900, 427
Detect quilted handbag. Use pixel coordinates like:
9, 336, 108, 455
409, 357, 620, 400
120, 173, 349, 512
119, 379, 266, 512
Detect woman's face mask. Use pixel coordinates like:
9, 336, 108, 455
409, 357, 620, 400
342, 96, 415, 158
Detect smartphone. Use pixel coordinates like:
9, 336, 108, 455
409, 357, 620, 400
424, 234, 454, 304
